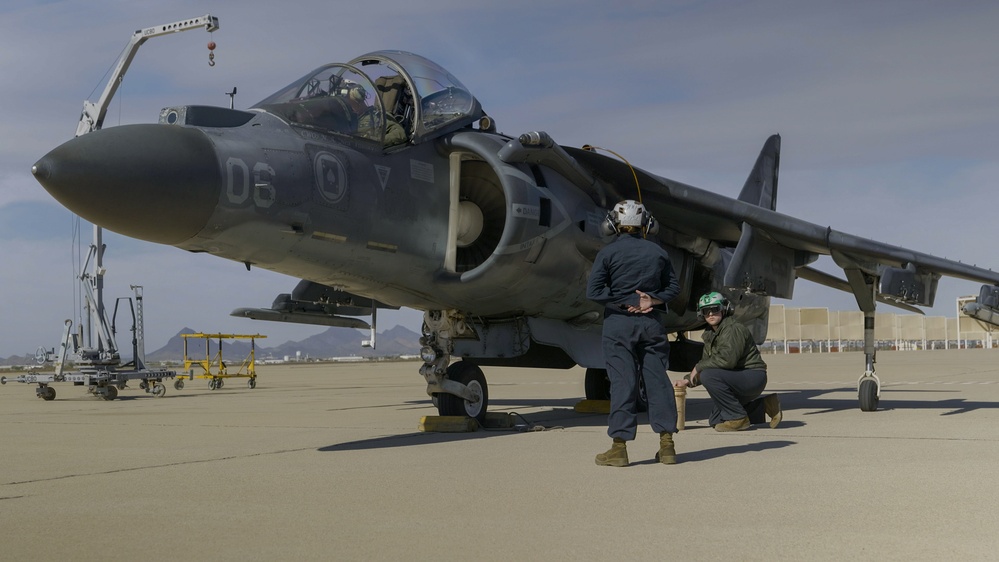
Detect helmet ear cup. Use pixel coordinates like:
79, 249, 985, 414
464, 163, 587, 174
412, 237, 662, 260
644, 215, 659, 236
599, 211, 619, 236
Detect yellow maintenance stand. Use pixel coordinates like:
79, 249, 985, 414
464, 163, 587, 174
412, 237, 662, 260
174, 333, 266, 391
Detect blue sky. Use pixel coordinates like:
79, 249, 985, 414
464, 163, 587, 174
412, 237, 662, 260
2, 1, 998, 357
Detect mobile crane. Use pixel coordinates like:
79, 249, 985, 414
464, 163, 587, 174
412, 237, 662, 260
2, 15, 220, 400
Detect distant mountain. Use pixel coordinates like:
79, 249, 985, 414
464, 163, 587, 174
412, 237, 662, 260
0, 325, 421, 367
145, 325, 421, 363
0, 353, 35, 367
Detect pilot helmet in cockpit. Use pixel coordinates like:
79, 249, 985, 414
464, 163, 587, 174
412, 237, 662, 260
338, 81, 367, 103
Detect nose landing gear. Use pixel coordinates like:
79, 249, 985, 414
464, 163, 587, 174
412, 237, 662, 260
419, 310, 488, 422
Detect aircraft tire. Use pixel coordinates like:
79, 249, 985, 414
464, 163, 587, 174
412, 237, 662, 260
859, 378, 878, 411
438, 361, 488, 422
584, 368, 610, 400
584, 367, 648, 411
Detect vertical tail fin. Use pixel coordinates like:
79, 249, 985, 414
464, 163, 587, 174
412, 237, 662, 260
724, 134, 794, 298
737, 134, 780, 210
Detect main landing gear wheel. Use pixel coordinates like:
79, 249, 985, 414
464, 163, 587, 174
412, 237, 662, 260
859, 378, 879, 412
584, 368, 611, 400
437, 361, 488, 422
583, 367, 647, 411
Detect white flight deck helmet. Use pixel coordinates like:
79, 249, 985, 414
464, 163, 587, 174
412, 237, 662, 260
600, 199, 659, 236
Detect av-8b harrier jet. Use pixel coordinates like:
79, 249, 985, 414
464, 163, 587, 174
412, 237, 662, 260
32, 49, 999, 419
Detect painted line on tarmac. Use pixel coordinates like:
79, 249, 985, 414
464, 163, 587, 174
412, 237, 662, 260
776, 380, 999, 386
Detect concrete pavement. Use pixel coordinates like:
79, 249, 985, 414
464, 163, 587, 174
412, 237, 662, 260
3, 349, 999, 560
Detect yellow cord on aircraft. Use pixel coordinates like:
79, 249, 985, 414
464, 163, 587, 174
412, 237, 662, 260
581, 144, 644, 204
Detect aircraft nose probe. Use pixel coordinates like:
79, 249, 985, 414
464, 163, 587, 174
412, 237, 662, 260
30, 160, 50, 180
31, 124, 222, 245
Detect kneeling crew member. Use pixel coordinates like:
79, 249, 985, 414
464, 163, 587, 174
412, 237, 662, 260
586, 200, 681, 466
674, 292, 782, 431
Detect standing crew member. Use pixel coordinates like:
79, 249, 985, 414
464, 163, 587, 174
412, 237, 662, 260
586, 200, 681, 466
674, 292, 782, 431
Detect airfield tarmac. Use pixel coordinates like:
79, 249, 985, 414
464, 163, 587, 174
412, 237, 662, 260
3, 349, 999, 561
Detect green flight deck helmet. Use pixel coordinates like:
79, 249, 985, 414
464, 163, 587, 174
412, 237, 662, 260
697, 292, 732, 317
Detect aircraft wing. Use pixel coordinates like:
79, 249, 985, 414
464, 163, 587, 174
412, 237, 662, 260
568, 135, 999, 308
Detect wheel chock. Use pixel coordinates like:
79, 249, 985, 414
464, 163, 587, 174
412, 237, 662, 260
418, 416, 479, 433
574, 399, 610, 414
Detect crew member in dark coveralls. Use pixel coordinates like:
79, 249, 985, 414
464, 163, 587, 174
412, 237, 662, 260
586, 200, 681, 467
674, 292, 782, 431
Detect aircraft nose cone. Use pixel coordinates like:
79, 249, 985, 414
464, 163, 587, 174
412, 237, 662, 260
33, 124, 220, 245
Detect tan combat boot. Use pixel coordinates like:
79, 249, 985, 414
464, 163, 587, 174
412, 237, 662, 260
595, 438, 629, 467
655, 432, 677, 465
764, 394, 782, 428
714, 416, 750, 432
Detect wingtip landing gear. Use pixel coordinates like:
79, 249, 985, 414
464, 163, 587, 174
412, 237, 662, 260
841, 265, 883, 412
858, 373, 881, 412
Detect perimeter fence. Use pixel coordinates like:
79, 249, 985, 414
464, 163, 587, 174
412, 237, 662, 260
758, 297, 996, 354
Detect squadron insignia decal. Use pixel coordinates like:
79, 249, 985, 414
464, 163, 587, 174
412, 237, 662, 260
314, 152, 348, 205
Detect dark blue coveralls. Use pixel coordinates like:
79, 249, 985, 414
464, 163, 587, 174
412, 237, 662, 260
586, 233, 681, 440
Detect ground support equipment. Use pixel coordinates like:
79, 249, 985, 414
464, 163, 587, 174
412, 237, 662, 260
175, 333, 266, 391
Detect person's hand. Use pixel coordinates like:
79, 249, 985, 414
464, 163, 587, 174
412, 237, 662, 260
632, 290, 662, 314
674, 378, 690, 389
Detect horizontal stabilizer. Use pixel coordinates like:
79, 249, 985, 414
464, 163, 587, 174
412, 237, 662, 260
962, 285, 999, 328
963, 303, 999, 328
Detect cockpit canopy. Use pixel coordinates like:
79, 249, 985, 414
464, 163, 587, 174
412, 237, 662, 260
254, 50, 484, 147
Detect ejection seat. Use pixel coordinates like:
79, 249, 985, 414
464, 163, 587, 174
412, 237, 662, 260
375, 75, 413, 139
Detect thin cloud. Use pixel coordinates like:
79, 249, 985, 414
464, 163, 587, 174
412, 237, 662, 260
2, 1, 998, 355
